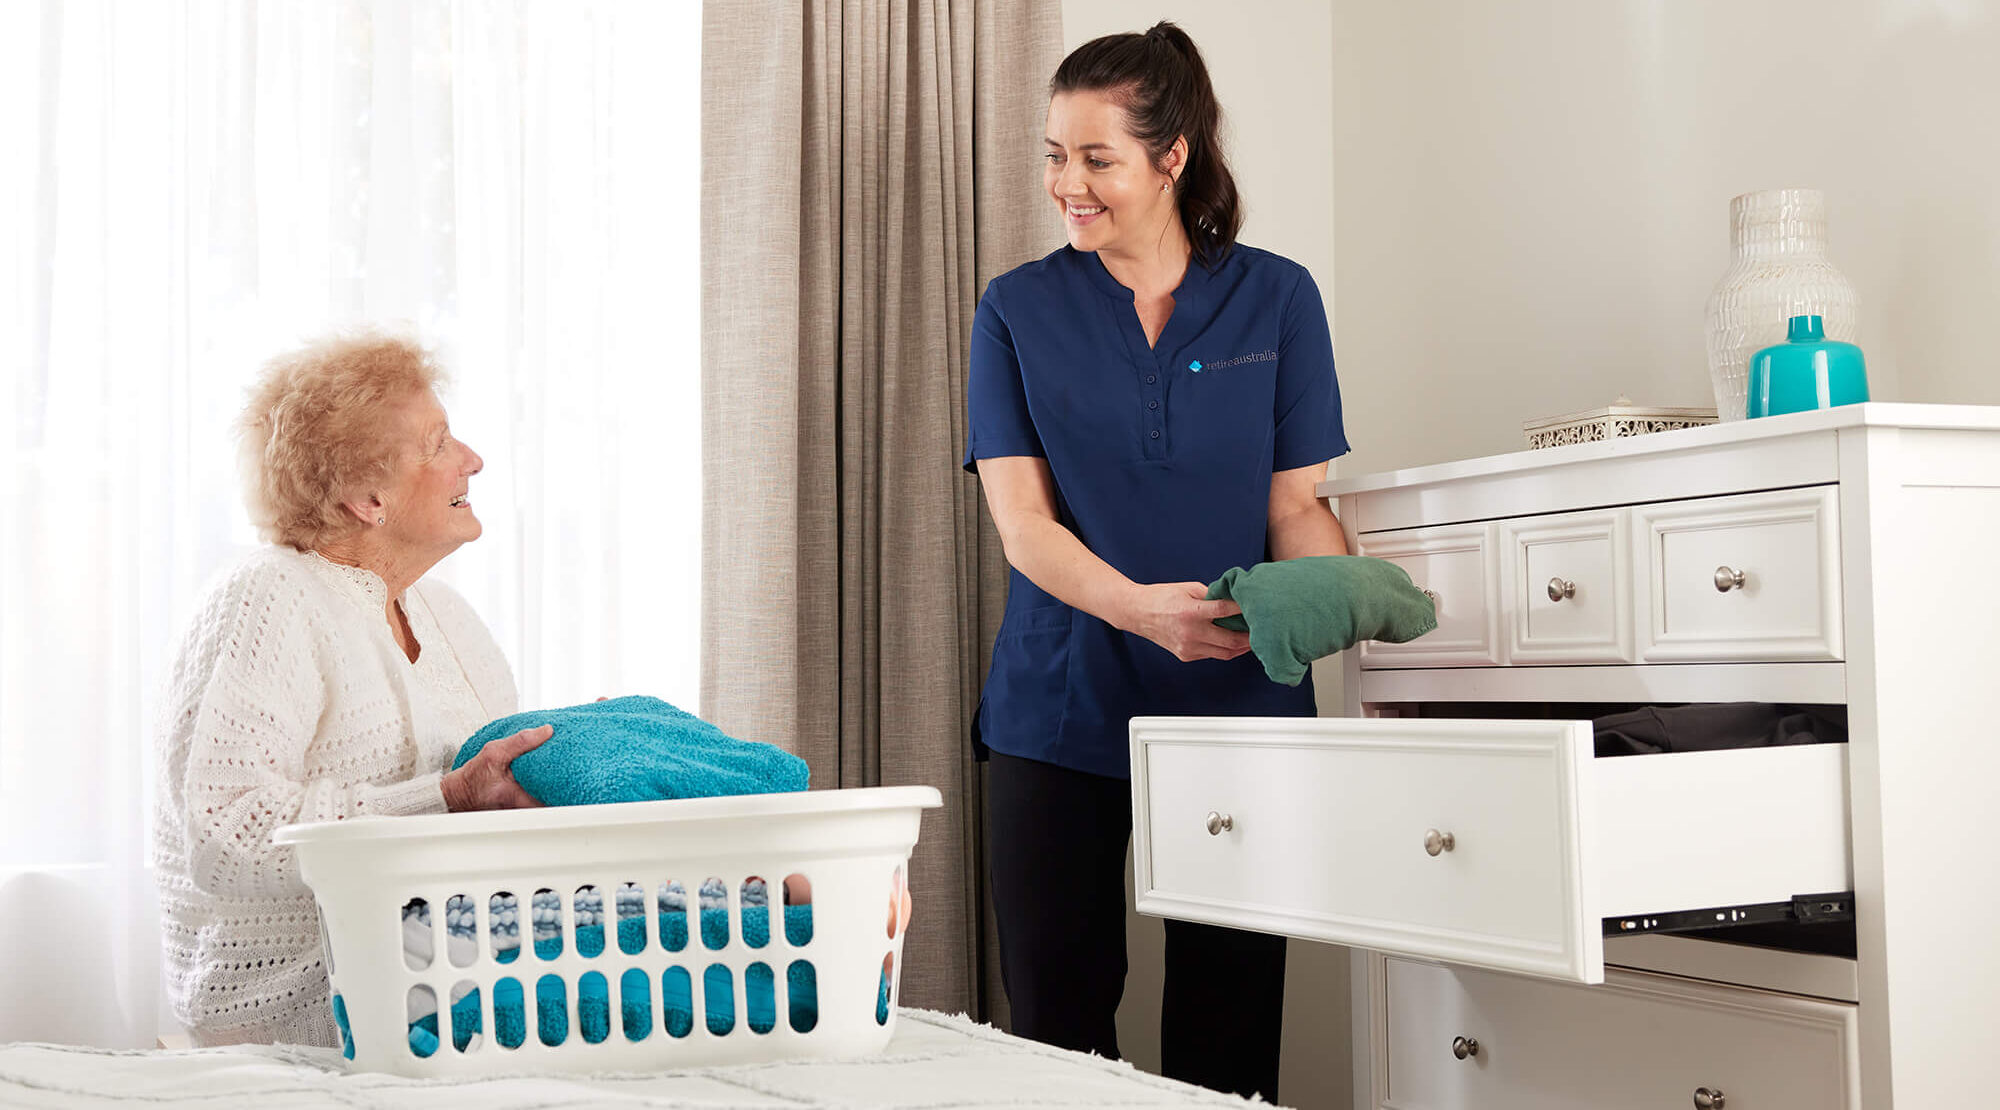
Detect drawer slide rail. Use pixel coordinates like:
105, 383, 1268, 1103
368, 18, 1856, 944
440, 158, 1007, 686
1605, 891, 1854, 937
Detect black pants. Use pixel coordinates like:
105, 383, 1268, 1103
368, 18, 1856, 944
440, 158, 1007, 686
987, 750, 1286, 1102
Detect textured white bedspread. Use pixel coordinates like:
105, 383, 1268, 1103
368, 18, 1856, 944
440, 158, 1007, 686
0, 1010, 1272, 1109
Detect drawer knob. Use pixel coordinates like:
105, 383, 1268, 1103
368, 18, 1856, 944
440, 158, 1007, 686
1451, 1035, 1479, 1060
1546, 577, 1576, 602
1421, 588, 1440, 608
1205, 811, 1234, 836
1713, 565, 1746, 592
1692, 1088, 1726, 1109
1423, 828, 1456, 856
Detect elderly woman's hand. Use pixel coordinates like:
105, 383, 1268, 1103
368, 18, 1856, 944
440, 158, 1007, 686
441, 724, 552, 811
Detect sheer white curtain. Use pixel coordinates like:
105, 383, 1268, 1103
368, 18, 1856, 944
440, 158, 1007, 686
0, 0, 700, 1046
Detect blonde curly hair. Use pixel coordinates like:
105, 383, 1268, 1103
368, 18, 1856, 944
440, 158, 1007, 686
237, 332, 448, 551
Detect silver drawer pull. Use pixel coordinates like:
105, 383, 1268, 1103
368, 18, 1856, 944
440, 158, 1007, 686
1423, 828, 1456, 856
1451, 1035, 1479, 1060
1713, 565, 1746, 592
1205, 811, 1233, 836
1693, 1088, 1725, 1110
1547, 577, 1576, 602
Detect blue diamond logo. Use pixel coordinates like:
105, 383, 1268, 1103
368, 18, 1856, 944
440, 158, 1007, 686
1189, 360, 1203, 373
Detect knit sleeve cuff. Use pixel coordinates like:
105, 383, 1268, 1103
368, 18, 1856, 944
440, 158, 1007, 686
367, 772, 448, 817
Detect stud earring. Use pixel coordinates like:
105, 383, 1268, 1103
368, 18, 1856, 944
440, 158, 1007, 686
377, 516, 387, 526
1162, 181, 1170, 193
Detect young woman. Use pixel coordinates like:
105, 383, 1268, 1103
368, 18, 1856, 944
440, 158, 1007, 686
963, 22, 1350, 1102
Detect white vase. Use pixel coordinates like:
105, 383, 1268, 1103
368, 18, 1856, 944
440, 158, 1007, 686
1703, 189, 1858, 421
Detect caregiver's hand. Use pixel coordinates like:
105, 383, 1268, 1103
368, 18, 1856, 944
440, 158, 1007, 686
1121, 582, 1252, 663
442, 724, 552, 812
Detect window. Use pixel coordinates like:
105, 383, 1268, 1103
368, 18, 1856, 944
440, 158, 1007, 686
0, 0, 700, 1044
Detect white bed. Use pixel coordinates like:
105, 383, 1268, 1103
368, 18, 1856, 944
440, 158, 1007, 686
0, 1010, 1267, 1108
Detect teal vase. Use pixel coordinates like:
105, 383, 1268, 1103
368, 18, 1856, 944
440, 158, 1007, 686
1745, 315, 1868, 418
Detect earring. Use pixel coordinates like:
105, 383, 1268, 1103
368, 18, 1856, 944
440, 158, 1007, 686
377, 516, 387, 526
1162, 181, 1171, 193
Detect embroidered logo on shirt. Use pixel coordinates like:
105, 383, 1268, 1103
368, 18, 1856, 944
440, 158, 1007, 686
1190, 350, 1276, 373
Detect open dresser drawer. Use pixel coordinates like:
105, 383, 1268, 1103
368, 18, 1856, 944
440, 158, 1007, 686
1128, 715, 1850, 984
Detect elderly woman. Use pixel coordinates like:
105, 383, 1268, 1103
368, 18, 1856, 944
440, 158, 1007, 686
153, 333, 548, 1047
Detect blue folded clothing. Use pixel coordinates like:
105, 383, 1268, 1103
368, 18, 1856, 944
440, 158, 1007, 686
353, 881, 875, 1059
379, 880, 826, 1056
451, 695, 810, 805
441, 905, 821, 1052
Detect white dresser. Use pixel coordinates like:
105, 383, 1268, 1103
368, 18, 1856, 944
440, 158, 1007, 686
1129, 404, 2000, 1109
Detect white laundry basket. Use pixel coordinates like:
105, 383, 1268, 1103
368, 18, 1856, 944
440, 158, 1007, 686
273, 785, 941, 1077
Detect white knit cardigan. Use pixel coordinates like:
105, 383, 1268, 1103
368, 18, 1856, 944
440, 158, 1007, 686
152, 545, 517, 1047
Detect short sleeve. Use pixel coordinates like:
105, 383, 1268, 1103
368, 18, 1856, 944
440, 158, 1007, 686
1271, 267, 1349, 471
963, 279, 1047, 474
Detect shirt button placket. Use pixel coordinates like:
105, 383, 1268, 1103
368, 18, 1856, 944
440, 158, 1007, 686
1141, 362, 1165, 457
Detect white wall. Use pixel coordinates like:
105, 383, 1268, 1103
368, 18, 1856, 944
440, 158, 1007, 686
1057, 5, 1349, 1109
1332, 0, 2000, 473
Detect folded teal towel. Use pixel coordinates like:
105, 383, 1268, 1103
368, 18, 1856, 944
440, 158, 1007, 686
1208, 556, 1438, 686
452, 695, 809, 804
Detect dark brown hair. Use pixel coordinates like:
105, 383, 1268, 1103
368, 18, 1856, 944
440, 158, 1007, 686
1051, 22, 1241, 267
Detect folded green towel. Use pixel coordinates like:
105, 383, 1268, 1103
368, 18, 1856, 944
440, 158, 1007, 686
1208, 556, 1438, 686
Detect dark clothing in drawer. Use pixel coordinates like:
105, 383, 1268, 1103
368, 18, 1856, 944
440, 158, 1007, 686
1593, 703, 1847, 757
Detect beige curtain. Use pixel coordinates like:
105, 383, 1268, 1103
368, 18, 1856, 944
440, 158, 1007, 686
699, 0, 1061, 1018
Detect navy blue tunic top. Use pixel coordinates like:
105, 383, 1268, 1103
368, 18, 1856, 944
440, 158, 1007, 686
964, 244, 1349, 779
